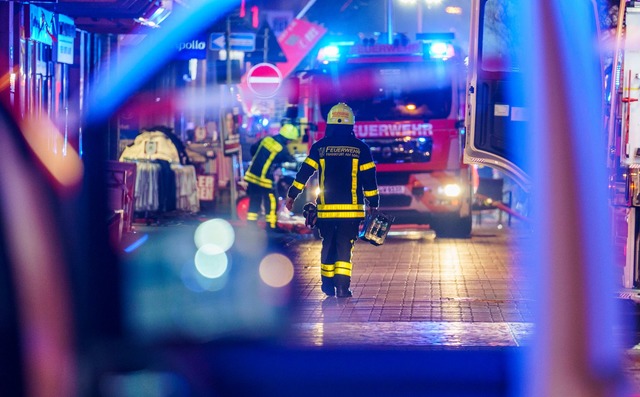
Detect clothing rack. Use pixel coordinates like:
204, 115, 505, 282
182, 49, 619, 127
121, 158, 200, 224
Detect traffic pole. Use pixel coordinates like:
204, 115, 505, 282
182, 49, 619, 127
263, 26, 268, 63
225, 16, 237, 219
386, 0, 393, 44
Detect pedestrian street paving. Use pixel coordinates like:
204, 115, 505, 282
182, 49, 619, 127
282, 221, 535, 348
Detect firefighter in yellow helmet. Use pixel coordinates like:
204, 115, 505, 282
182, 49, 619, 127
285, 103, 379, 297
245, 124, 299, 230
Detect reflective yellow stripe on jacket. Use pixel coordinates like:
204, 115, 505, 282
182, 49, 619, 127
244, 172, 273, 189
244, 137, 283, 189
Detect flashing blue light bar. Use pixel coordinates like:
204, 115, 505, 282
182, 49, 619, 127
317, 45, 341, 63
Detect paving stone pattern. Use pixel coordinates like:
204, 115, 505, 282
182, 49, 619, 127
283, 223, 534, 347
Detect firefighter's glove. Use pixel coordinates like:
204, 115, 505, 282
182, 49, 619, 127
302, 202, 318, 229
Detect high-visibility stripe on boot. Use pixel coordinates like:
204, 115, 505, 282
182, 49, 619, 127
321, 263, 335, 277
247, 212, 259, 221
335, 261, 352, 277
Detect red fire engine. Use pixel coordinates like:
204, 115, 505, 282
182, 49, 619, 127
294, 33, 473, 237
465, 0, 640, 289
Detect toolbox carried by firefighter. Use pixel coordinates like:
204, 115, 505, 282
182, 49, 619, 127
359, 210, 394, 246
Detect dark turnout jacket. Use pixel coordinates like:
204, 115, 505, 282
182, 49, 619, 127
288, 131, 379, 220
245, 134, 294, 189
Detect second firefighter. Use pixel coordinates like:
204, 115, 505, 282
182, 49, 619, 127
245, 124, 300, 230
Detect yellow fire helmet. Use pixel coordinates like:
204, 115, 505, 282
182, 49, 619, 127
279, 123, 300, 140
327, 102, 355, 125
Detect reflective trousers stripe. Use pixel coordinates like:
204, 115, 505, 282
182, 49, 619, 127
266, 193, 276, 228
335, 261, 352, 277
247, 193, 276, 228
320, 261, 353, 277
321, 263, 335, 277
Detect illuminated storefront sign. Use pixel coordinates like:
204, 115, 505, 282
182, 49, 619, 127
56, 14, 75, 64
29, 5, 56, 46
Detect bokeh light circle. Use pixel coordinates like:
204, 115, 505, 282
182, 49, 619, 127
194, 244, 229, 279
259, 253, 294, 288
194, 218, 235, 252
181, 262, 228, 292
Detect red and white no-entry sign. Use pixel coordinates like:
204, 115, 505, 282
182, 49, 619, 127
247, 63, 282, 98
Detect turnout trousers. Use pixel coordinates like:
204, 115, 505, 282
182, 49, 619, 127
246, 183, 277, 229
317, 219, 361, 289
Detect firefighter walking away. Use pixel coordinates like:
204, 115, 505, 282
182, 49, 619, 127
245, 124, 300, 231
285, 103, 379, 298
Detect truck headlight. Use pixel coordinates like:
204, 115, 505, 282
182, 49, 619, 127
441, 184, 461, 197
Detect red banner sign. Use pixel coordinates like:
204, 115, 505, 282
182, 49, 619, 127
274, 19, 327, 78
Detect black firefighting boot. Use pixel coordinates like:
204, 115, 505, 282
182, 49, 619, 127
320, 276, 335, 297
334, 275, 352, 298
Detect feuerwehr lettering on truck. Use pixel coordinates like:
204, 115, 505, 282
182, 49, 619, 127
354, 122, 433, 138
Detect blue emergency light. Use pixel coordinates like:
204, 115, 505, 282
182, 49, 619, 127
317, 45, 341, 63
417, 32, 456, 60
426, 41, 455, 59
429, 42, 448, 57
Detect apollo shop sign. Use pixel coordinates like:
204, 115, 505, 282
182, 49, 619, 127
354, 122, 434, 139
175, 36, 208, 60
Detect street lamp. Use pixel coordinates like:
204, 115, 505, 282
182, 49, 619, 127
394, 0, 443, 35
